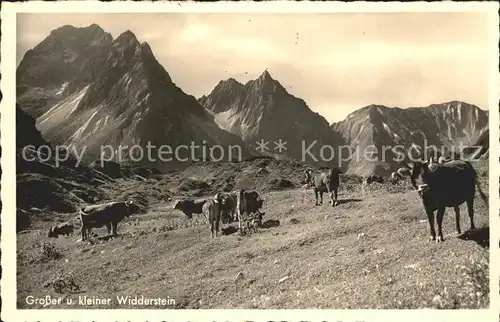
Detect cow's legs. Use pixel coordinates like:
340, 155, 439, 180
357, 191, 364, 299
466, 198, 476, 230
453, 206, 462, 235
80, 226, 86, 241
314, 189, 320, 206
238, 210, 243, 235
319, 191, 323, 204
425, 208, 436, 241
111, 221, 118, 236
330, 187, 338, 207
106, 223, 112, 235
436, 207, 446, 243
210, 223, 214, 238
215, 218, 220, 237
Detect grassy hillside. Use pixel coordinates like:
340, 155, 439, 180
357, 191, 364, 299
16, 160, 489, 309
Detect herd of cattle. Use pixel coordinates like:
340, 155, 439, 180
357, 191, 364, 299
45, 155, 488, 244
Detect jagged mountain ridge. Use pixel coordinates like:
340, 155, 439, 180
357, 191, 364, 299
331, 101, 489, 176
198, 70, 348, 169
17, 25, 255, 170
17, 24, 114, 118
16, 24, 489, 175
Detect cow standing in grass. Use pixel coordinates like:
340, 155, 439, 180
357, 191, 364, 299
407, 158, 488, 243
48, 222, 75, 238
236, 189, 265, 235
173, 199, 207, 220
79, 201, 138, 241
304, 168, 342, 206
203, 192, 226, 238
218, 191, 239, 224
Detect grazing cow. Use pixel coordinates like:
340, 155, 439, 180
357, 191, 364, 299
173, 199, 207, 219
407, 158, 488, 243
203, 192, 226, 238
79, 201, 137, 241
365, 174, 384, 185
236, 189, 265, 235
47, 222, 75, 238
304, 168, 342, 206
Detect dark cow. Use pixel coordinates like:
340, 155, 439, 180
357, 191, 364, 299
304, 168, 342, 206
236, 189, 265, 235
173, 199, 207, 219
365, 175, 384, 185
79, 201, 138, 241
203, 192, 226, 238
218, 191, 239, 224
408, 158, 488, 243
48, 222, 75, 238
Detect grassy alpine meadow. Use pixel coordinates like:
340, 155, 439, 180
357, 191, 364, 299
16, 160, 489, 309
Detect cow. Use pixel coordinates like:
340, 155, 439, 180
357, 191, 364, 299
218, 191, 239, 224
304, 168, 342, 207
236, 189, 265, 235
365, 175, 384, 185
407, 158, 488, 243
79, 201, 138, 241
203, 192, 226, 238
173, 199, 207, 220
47, 222, 75, 238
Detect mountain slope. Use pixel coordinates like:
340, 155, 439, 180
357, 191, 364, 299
199, 71, 348, 168
17, 24, 113, 118
331, 101, 489, 176
17, 25, 254, 170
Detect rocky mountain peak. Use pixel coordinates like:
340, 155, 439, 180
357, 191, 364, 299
49, 23, 112, 46
115, 29, 140, 47
258, 69, 273, 81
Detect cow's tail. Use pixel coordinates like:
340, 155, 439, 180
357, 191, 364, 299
475, 179, 488, 207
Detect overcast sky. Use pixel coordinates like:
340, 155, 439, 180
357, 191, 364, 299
17, 13, 491, 123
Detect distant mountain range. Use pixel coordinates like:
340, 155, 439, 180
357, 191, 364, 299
331, 101, 488, 175
16, 24, 489, 175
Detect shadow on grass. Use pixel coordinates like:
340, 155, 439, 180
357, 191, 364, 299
96, 234, 122, 241
336, 198, 363, 205
458, 226, 489, 248
261, 219, 280, 229
222, 225, 238, 236
221, 217, 281, 236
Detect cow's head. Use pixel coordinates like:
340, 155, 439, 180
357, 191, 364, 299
303, 169, 313, 184
125, 200, 138, 216
47, 227, 57, 238
256, 194, 264, 209
407, 158, 433, 190
173, 200, 182, 210
213, 192, 226, 205
332, 167, 343, 175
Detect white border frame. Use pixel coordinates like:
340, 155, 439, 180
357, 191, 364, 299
1, 1, 499, 321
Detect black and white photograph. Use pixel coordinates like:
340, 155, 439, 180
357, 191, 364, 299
1, 1, 499, 319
